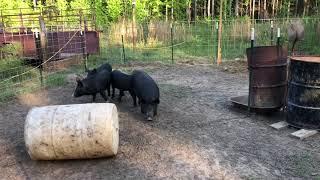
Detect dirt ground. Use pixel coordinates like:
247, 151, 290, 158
0, 62, 319, 180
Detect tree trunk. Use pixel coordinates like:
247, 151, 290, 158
132, 0, 136, 49
193, 0, 197, 21
252, 0, 255, 19
235, 0, 239, 16
204, 0, 207, 18
317, 0, 319, 15
272, 0, 275, 18
303, 0, 306, 17
229, 0, 232, 17
224, 0, 227, 19
306, 0, 310, 16
275, 0, 278, 17
258, 0, 260, 19
171, 0, 174, 21
287, 1, 291, 20
212, 0, 215, 18
166, 0, 168, 22
208, 0, 211, 17
187, 1, 191, 25
295, 0, 299, 17
249, 0, 252, 17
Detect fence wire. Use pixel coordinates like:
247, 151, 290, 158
1, 9, 320, 102
0, 10, 93, 102
96, 18, 320, 66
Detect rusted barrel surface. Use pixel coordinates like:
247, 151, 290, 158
246, 46, 288, 109
24, 103, 119, 160
287, 56, 320, 129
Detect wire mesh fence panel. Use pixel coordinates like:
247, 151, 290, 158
0, 8, 98, 102
87, 17, 320, 68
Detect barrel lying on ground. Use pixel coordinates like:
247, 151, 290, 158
24, 103, 119, 160
287, 56, 320, 130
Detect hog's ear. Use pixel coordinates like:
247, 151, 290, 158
76, 77, 83, 85
76, 73, 84, 78
154, 99, 160, 104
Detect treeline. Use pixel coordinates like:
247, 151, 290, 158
0, 0, 319, 26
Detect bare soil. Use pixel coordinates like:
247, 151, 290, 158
0, 63, 319, 180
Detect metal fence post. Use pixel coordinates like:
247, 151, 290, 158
171, 24, 174, 64
215, 21, 219, 63
248, 27, 255, 114
121, 35, 126, 63
270, 20, 274, 45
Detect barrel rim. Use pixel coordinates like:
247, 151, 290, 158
109, 103, 119, 155
246, 45, 287, 50
290, 56, 320, 63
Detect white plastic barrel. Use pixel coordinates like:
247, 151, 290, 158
24, 103, 119, 160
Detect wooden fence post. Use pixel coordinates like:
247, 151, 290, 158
132, 0, 136, 50
217, 0, 223, 65
82, 16, 88, 71
38, 16, 47, 85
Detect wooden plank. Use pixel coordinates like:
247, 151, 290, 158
291, 129, 318, 140
270, 121, 289, 130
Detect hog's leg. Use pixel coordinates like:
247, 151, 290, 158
112, 85, 115, 99
107, 83, 111, 97
129, 90, 137, 107
92, 93, 97, 102
100, 91, 109, 102
153, 104, 158, 116
118, 90, 124, 102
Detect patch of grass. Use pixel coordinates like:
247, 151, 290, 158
0, 42, 22, 59
99, 18, 320, 64
0, 75, 41, 102
0, 69, 69, 103
0, 80, 17, 102
45, 72, 67, 88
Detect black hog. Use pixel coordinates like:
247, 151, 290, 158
132, 70, 160, 121
86, 63, 112, 77
85, 63, 112, 96
111, 70, 136, 106
73, 69, 111, 102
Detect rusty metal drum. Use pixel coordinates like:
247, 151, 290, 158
246, 46, 288, 110
287, 56, 320, 130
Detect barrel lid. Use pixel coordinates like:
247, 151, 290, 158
290, 56, 320, 63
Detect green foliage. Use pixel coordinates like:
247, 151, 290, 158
69, 0, 90, 10
0, 0, 29, 9
0, 0, 319, 27
0, 42, 22, 58
56, 0, 69, 10
106, 0, 122, 22
45, 72, 66, 88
